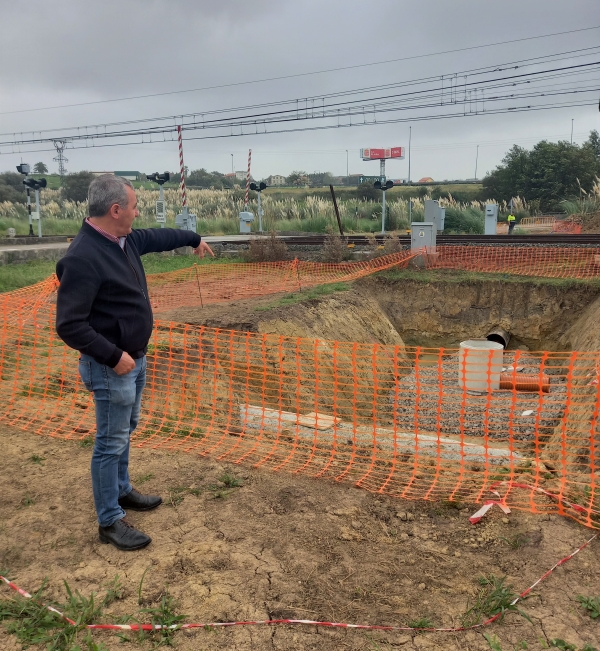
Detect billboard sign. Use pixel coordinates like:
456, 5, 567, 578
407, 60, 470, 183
360, 147, 405, 161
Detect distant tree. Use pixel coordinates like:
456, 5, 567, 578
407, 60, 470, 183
483, 133, 600, 211
61, 171, 95, 203
286, 171, 309, 187
0, 172, 27, 191
583, 129, 600, 161
187, 168, 235, 189
33, 162, 48, 174
0, 174, 25, 203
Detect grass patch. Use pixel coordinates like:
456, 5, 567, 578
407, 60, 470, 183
255, 282, 351, 311
577, 594, 600, 619
0, 259, 58, 293
0, 254, 242, 294
376, 267, 600, 288
407, 616, 433, 629
0, 575, 184, 650
461, 575, 530, 627
141, 253, 244, 275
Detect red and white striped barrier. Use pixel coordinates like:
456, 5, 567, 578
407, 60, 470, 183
244, 149, 252, 210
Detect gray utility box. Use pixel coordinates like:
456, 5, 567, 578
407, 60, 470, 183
175, 209, 197, 232
485, 204, 499, 235
425, 199, 445, 232
411, 222, 436, 252
437, 207, 445, 232
424, 199, 439, 222
239, 211, 255, 234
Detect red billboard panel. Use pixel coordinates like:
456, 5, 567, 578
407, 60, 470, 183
360, 147, 405, 160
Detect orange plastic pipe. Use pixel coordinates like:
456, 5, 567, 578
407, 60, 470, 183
500, 372, 550, 393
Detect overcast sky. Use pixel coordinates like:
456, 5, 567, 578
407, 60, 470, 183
1, 0, 599, 182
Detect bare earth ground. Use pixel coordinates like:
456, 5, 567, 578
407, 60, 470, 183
1, 425, 599, 651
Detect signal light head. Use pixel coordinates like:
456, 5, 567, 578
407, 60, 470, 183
146, 172, 170, 185
16, 164, 30, 175
249, 182, 258, 191
385, 180, 394, 190
23, 177, 46, 190
374, 181, 381, 189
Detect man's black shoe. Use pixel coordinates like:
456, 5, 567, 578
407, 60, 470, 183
99, 519, 151, 551
118, 488, 162, 512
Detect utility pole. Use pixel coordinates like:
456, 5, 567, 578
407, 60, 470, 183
474, 145, 479, 181
231, 153, 234, 174
346, 150, 349, 179
408, 126, 412, 184
52, 140, 68, 183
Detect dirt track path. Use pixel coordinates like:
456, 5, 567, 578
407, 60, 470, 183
1, 425, 598, 650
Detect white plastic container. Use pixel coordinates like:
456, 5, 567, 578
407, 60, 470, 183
458, 339, 503, 392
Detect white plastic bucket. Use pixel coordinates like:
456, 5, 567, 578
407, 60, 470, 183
458, 339, 503, 392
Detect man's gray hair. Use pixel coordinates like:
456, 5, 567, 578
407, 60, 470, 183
88, 174, 134, 217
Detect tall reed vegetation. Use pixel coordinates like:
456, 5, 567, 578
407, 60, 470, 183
0, 187, 534, 236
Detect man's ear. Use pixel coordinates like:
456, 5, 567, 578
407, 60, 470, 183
108, 203, 120, 220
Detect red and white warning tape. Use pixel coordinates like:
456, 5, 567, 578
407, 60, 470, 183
0, 533, 596, 634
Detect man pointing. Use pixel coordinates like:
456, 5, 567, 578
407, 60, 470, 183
56, 174, 213, 551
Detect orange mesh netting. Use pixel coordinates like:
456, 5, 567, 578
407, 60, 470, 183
1, 247, 599, 528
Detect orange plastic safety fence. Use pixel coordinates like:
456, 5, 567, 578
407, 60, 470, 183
426, 245, 599, 278
144, 250, 419, 313
0, 249, 599, 529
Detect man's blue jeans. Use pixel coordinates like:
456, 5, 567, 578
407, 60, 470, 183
78, 354, 146, 527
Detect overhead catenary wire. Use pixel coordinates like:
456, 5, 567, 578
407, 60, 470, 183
1, 60, 598, 154
1, 24, 599, 116
2, 46, 599, 139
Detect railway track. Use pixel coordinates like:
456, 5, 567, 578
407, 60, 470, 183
218, 233, 600, 246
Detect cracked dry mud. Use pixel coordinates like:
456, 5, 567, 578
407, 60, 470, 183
1, 426, 598, 651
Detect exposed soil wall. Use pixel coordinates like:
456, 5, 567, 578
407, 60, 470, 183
161, 275, 600, 353
360, 276, 600, 350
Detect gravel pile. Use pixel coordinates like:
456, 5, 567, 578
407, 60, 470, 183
390, 353, 567, 442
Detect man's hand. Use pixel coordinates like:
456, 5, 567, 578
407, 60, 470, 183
114, 351, 136, 376
193, 241, 215, 259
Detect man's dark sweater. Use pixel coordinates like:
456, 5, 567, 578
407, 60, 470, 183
56, 220, 201, 367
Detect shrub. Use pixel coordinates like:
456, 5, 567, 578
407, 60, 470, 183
61, 172, 95, 203
243, 231, 289, 262
356, 183, 379, 202
321, 226, 352, 263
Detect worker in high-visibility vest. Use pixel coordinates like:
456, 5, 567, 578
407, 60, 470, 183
507, 212, 516, 234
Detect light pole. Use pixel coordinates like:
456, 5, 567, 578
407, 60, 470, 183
571, 119, 574, 144
346, 150, 349, 179
16, 164, 34, 236
474, 145, 479, 181
231, 154, 234, 174
250, 182, 268, 233
146, 172, 170, 228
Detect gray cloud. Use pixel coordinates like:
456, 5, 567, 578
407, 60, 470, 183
0, 0, 598, 180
